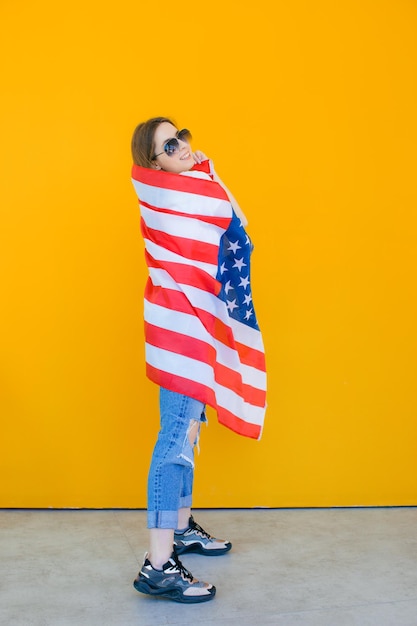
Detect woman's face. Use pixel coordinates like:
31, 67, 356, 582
153, 122, 194, 173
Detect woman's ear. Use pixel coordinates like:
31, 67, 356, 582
151, 159, 162, 170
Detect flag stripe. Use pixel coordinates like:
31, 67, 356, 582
145, 344, 217, 392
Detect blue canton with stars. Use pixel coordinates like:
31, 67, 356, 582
216, 211, 259, 330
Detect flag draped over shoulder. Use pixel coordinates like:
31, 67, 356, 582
131, 160, 267, 440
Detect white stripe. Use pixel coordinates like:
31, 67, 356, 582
148, 267, 183, 291
145, 344, 265, 426
144, 238, 218, 277
141, 206, 225, 246
132, 179, 232, 218
146, 344, 215, 387
229, 316, 265, 351
240, 363, 267, 390
180, 170, 212, 181
144, 300, 266, 389
145, 301, 209, 344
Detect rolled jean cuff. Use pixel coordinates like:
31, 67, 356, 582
147, 510, 179, 530
179, 495, 192, 509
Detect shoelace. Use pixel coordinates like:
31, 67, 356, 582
168, 553, 194, 582
188, 517, 211, 539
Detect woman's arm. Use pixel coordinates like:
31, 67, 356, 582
211, 171, 248, 227
193, 150, 248, 226
193, 151, 248, 226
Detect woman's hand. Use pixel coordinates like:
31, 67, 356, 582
193, 150, 209, 164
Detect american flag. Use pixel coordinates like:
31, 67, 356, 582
131, 161, 266, 439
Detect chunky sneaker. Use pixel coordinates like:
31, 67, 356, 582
133, 551, 216, 603
174, 515, 232, 556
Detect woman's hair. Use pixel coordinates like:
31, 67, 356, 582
131, 116, 176, 168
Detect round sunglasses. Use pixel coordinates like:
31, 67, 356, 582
153, 128, 192, 158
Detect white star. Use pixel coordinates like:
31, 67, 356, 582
245, 235, 251, 245
227, 240, 242, 254
239, 275, 250, 289
243, 293, 253, 305
226, 299, 239, 313
224, 280, 233, 295
233, 257, 247, 272
244, 309, 253, 320
220, 262, 227, 275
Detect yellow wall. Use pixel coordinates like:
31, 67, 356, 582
1, 0, 416, 508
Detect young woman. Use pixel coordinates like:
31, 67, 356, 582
130, 117, 266, 603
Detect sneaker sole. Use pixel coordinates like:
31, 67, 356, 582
175, 542, 232, 556
133, 578, 216, 604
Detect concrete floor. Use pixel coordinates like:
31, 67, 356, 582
1, 508, 417, 625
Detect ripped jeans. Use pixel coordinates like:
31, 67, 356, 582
147, 387, 207, 529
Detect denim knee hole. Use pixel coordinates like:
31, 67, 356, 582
178, 419, 202, 468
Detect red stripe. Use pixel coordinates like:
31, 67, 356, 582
145, 253, 221, 295
132, 164, 229, 201
145, 322, 216, 366
141, 217, 219, 265
235, 340, 266, 371
145, 283, 193, 313
189, 159, 213, 176
213, 361, 243, 395
242, 383, 266, 408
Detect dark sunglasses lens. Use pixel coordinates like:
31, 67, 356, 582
162, 130, 191, 157
164, 138, 180, 156
177, 128, 191, 142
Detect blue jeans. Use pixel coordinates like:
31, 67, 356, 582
147, 388, 207, 529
